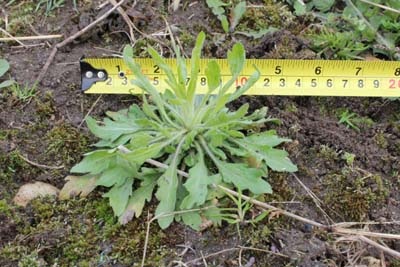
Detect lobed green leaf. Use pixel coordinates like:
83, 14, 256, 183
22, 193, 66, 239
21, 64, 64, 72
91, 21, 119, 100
155, 162, 179, 229
71, 150, 116, 174
180, 153, 210, 209
119, 172, 158, 224
103, 178, 134, 217
86, 116, 140, 143
216, 161, 272, 195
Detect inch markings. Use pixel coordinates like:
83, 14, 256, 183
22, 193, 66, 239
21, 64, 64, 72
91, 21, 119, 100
81, 58, 400, 97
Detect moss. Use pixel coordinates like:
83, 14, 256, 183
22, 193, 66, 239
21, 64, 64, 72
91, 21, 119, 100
0, 199, 13, 217
1, 2, 36, 36
265, 172, 294, 202
0, 150, 39, 187
1, 195, 176, 266
391, 260, 400, 267
374, 132, 388, 149
34, 92, 56, 120
45, 123, 89, 166
179, 30, 196, 48
284, 103, 298, 113
1, 245, 39, 266
131, 39, 152, 57
318, 145, 339, 161
0, 129, 18, 141
323, 168, 387, 221
236, 0, 295, 32
18, 251, 44, 267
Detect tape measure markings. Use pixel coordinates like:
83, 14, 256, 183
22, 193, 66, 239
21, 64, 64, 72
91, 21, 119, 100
80, 58, 400, 97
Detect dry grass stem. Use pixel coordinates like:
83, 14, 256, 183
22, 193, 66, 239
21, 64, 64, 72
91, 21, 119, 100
291, 173, 333, 224
0, 34, 63, 42
358, 0, 400, 14
108, 0, 136, 43
78, 95, 103, 128
0, 27, 26, 46
18, 154, 64, 170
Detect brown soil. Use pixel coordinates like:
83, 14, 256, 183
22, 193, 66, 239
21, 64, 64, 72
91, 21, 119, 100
1, 1, 399, 266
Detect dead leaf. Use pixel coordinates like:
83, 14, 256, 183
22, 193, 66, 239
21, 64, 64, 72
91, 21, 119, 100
13, 182, 60, 207
59, 175, 98, 200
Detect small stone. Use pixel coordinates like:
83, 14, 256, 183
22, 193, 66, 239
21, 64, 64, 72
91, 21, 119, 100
13, 182, 60, 207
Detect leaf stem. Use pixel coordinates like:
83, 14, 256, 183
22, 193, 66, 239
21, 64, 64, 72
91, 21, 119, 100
198, 135, 220, 166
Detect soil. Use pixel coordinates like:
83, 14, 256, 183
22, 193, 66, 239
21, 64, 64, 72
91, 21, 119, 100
1, 1, 399, 266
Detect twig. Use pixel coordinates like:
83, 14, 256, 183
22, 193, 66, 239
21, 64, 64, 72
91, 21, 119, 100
78, 95, 103, 128
0, 27, 26, 47
18, 154, 64, 170
35, 0, 126, 84
108, 0, 136, 43
0, 34, 63, 42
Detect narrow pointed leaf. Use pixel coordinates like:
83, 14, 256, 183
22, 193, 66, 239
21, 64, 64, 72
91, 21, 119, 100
187, 31, 206, 98
228, 68, 260, 102
230, 1, 246, 31
205, 60, 221, 92
0, 59, 10, 77
227, 43, 245, 76
0, 80, 14, 89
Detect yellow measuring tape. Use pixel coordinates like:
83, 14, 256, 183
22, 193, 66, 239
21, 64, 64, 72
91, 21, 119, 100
80, 58, 400, 97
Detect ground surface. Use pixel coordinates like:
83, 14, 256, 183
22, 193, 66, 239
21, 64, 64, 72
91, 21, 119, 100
0, 1, 399, 266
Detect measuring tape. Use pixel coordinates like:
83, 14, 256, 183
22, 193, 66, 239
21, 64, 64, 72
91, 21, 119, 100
81, 58, 400, 97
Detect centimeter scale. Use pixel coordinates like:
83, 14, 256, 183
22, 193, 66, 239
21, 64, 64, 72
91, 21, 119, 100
81, 58, 400, 97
